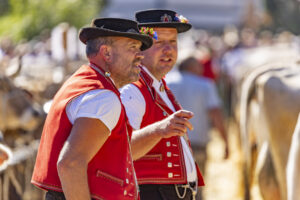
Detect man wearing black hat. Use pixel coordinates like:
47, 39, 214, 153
121, 10, 205, 200
31, 18, 152, 200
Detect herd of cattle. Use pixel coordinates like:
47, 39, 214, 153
0, 54, 85, 199
0, 40, 300, 199
229, 43, 300, 200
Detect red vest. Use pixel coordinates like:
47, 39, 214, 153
32, 64, 139, 200
132, 68, 204, 186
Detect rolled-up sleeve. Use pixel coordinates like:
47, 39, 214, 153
120, 84, 146, 130
66, 89, 121, 132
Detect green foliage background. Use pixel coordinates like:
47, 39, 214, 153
1, 0, 300, 42
0, 0, 105, 42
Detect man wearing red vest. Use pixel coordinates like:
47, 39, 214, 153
121, 10, 205, 200
31, 18, 154, 200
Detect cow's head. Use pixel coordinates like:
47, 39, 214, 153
0, 75, 44, 131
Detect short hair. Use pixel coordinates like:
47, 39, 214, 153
178, 56, 199, 72
86, 37, 113, 58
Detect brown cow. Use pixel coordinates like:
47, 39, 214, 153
0, 74, 44, 132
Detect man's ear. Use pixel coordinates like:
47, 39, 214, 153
99, 45, 112, 62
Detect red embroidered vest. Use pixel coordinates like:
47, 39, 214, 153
31, 64, 139, 200
132, 68, 204, 186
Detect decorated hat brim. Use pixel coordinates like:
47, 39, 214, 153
79, 27, 153, 51
138, 22, 191, 33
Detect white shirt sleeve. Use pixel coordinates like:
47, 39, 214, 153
120, 84, 146, 130
66, 89, 121, 132
206, 80, 221, 109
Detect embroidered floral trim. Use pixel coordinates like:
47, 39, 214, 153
174, 14, 189, 23
139, 27, 158, 40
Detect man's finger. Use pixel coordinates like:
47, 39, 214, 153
184, 120, 193, 131
174, 110, 194, 119
171, 129, 186, 137
174, 117, 194, 131
172, 123, 187, 133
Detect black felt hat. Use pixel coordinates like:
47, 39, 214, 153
135, 9, 192, 33
79, 18, 153, 51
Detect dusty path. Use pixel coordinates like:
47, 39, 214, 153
203, 122, 246, 200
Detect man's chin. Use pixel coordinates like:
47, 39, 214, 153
126, 73, 140, 84
133, 65, 141, 72
160, 65, 173, 74
132, 73, 140, 82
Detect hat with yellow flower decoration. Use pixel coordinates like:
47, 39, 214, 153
135, 9, 192, 33
79, 18, 153, 51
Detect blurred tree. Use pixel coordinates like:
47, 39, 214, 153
0, 0, 106, 41
264, 0, 300, 34
0, 0, 10, 16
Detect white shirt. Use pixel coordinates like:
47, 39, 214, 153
120, 67, 197, 182
66, 89, 121, 132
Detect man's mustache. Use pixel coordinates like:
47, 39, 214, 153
133, 57, 142, 64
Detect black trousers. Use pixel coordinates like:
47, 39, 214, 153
45, 190, 96, 200
45, 191, 66, 200
139, 184, 194, 200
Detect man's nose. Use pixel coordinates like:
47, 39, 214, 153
162, 43, 172, 53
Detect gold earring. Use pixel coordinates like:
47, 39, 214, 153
104, 63, 111, 77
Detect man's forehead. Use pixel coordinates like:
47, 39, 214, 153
153, 27, 178, 37
153, 27, 178, 39
153, 27, 177, 33
111, 36, 142, 44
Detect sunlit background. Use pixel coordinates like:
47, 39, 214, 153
0, 0, 300, 199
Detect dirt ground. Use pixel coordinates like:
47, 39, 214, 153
203, 121, 263, 200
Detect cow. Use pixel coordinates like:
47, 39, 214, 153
0, 74, 44, 133
287, 113, 300, 200
221, 42, 299, 122
0, 71, 45, 199
239, 59, 300, 200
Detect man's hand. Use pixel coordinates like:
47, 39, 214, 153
155, 110, 194, 138
131, 110, 194, 160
